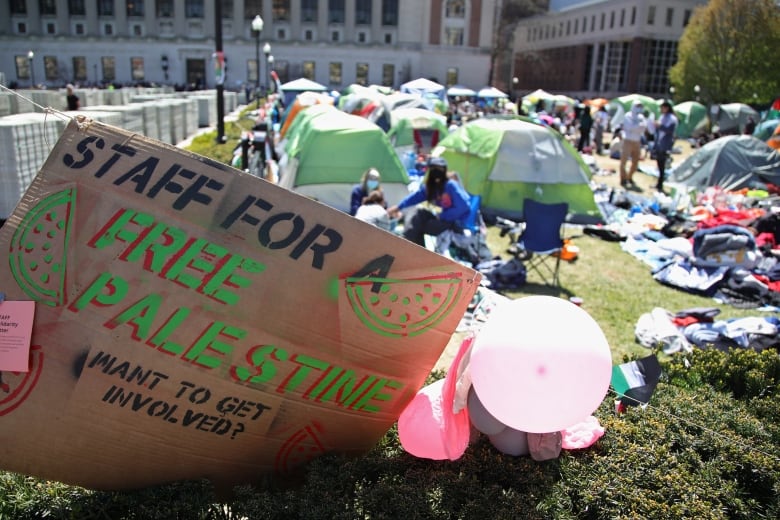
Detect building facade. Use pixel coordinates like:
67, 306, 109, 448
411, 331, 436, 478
0, 0, 498, 92
511, 0, 708, 100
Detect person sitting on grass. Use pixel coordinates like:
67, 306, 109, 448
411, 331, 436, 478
386, 157, 471, 247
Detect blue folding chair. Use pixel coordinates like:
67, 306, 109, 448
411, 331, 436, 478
516, 198, 569, 286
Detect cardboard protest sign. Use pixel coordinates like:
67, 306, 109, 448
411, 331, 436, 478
0, 117, 481, 490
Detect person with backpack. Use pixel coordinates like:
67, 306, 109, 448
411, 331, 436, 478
387, 157, 471, 247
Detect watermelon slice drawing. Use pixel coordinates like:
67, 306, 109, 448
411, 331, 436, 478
344, 272, 464, 338
275, 423, 327, 474
8, 187, 76, 307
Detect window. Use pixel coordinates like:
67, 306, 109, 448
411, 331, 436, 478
272, 0, 289, 22
73, 56, 87, 81
620, 8, 625, 27
102, 56, 116, 81
665, 7, 673, 27
185, 0, 203, 18
40, 0, 56, 15
356, 62, 368, 85
132, 23, 143, 36
600, 13, 605, 30
331, 30, 339, 41
222, 0, 233, 18
276, 28, 286, 39
74, 22, 85, 34
329, 0, 344, 24
446, 67, 458, 86
566, 20, 570, 36
103, 22, 114, 35
647, 6, 655, 25
446, 0, 465, 18
131, 57, 145, 81
10, 0, 26, 15
590, 15, 595, 31
356, 0, 371, 25
46, 21, 56, 34
127, 0, 144, 16
445, 27, 463, 46
383, 33, 392, 44
382, 64, 394, 86
382, 0, 398, 26
244, 0, 263, 19
304, 29, 313, 40
574, 18, 578, 34
631, 6, 636, 25
683, 9, 692, 27
274, 59, 289, 83
15, 55, 31, 79
69, 0, 86, 15
302, 61, 315, 80
157, 0, 174, 17
329, 62, 342, 85
302, 0, 317, 22
44, 55, 59, 80
248, 59, 258, 82
16, 22, 27, 33
609, 11, 614, 29
357, 31, 366, 43
98, 0, 114, 16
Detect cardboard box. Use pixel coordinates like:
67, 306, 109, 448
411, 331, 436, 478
0, 118, 480, 490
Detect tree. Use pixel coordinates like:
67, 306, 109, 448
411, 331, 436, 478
669, 0, 780, 106
489, 0, 549, 93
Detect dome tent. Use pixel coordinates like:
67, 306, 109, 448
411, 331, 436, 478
668, 135, 780, 191
432, 118, 603, 224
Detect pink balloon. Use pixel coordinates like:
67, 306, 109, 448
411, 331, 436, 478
398, 336, 474, 460
470, 296, 612, 433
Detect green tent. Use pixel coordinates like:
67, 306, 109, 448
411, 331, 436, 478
673, 101, 709, 138
431, 118, 603, 223
610, 94, 660, 118
278, 104, 410, 212
385, 107, 449, 154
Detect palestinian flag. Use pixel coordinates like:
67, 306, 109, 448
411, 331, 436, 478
611, 354, 662, 407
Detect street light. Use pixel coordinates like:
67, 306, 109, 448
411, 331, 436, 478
694, 84, 700, 102
161, 55, 169, 82
27, 50, 35, 88
263, 43, 271, 95
251, 15, 264, 108
669, 85, 675, 102
267, 54, 274, 94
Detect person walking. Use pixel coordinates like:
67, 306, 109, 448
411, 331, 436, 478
653, 100, 678, 193
619, 101, 647, 187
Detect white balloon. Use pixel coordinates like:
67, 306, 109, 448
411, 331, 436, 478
470, 296, 612, 433
467, 386, 506, 435
488, 427, 529, 456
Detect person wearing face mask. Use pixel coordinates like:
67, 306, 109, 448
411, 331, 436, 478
619, 101, 648, 188
386, 157, 471, 247
350, 168, 384, 216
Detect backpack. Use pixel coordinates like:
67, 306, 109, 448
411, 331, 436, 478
477, 258, 527, 290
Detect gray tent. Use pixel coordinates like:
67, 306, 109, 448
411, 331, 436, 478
668, 135, 780, 191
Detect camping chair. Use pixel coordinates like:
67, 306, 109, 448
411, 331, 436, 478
515, 198, 569, 286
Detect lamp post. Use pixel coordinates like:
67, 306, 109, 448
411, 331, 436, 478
251, 15, 264, 108
263, 43, 271, 95
694, 84, 700, 103
267, 54, 274, 94
161, 55, 169, 82
27, 50, 35, 88
668, 85, 675, 103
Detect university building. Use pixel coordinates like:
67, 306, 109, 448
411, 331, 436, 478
0, 0, 499, 92
511, 0, 708, 99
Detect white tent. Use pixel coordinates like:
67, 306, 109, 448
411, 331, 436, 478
279, 77, 328, 107
477, 86, 508, 99
400, 78, 446, 101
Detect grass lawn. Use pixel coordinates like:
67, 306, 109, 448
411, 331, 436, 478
483, 223, 761, 363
